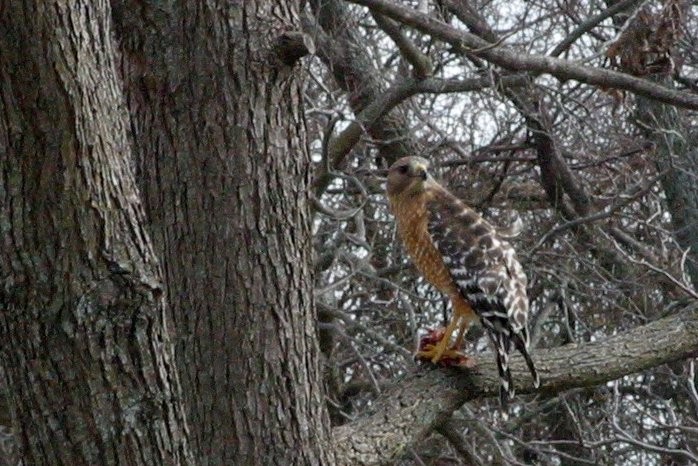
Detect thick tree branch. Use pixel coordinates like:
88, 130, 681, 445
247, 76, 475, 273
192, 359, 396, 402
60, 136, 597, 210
444, 0, 591, 218
436, 418, 486, 466
332, 302, 698, 465
346, 0, 698, 110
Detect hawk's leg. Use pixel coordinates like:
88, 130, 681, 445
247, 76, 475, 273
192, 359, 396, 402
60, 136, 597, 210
451, 305, 476, 351
416, 306, 477, 366
452, 317, 470, 352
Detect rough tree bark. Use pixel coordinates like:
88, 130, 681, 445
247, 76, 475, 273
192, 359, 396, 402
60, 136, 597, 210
113, 1, 334, 464
0, 2, 193, 465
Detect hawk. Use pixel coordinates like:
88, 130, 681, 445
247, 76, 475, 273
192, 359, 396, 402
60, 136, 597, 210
386, 156, 539, 408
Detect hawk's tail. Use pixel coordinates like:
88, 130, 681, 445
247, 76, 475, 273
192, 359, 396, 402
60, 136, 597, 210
513, 328, 540, 389
491, 328, 540, 418
492, 332, 514, 417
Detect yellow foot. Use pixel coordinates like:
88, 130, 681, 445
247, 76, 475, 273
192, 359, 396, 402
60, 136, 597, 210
416, 329, 476, 368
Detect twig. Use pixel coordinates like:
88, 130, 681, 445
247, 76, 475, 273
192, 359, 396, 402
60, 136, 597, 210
530, 170, 666, 254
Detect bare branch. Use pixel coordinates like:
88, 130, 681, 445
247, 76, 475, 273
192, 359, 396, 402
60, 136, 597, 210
436, 418, 486, 466
346, 0, 698, 110
370, 11, 432, 78
530, 170, 666, 254
312, 75, 530, 196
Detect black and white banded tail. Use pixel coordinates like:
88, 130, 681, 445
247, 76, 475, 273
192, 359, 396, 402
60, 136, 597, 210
483, 315, 540, 416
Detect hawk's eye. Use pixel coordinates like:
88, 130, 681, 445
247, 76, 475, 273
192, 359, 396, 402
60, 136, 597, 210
397, 165, 409, 174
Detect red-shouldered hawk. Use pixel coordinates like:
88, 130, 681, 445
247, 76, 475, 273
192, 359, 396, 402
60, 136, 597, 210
387, 156, 539, 408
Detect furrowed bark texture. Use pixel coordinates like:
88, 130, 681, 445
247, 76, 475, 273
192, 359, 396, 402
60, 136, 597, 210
113, 1, 333, 464
0, 1, 192, 465
333, 303, 698, 465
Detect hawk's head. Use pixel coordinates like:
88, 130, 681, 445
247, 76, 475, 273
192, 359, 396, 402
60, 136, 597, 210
386, 156, 431, 197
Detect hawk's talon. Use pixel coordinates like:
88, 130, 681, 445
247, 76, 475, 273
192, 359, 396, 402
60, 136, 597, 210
416, 330, 476, 368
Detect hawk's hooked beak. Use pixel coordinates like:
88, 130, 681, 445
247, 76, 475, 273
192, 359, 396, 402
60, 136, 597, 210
414, 163, 428, 181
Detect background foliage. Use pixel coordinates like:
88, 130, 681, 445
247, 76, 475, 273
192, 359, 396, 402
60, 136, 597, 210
308, 0, 698, 463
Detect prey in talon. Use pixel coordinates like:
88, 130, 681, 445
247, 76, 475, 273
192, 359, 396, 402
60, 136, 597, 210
417, 328, 476, 368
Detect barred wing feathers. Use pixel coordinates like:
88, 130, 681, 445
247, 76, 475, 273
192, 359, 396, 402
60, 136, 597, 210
425, 189, 539, 407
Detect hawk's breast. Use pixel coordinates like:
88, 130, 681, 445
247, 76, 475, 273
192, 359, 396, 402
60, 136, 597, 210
391, 194, 459, 297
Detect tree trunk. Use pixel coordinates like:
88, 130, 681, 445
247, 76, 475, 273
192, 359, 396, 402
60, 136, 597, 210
0, 2, 192, 465
113, 1, 334, 464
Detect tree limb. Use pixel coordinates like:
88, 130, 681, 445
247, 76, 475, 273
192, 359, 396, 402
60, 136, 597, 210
345, 0, 698, 110
332, 302, 698, 465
